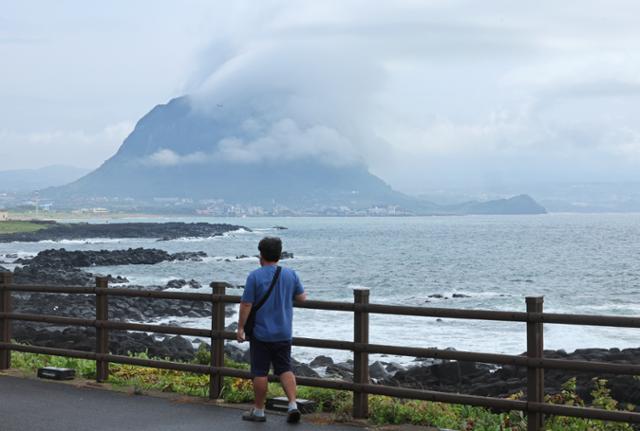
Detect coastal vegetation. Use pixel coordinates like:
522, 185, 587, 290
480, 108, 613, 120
9, 347, 636, 431
0, 220, 49, 235
0, 220, 246, 243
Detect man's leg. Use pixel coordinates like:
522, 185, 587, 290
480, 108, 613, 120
279, 371, 297, 403
273, 341, 301, 423
242, 339, 269, 422
253, 376, 268, 409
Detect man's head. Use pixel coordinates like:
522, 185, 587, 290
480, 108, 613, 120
258, 236, 282, 263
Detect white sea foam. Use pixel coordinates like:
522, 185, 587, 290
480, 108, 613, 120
347, 284, 373, 290
0, 251, 35, 262
200, 255, 257, 263
123, 275, 185, 286
34, 238, 144, 245
3, 215, 639, 364
163, 236, 220, 242
164, 229, 252, 242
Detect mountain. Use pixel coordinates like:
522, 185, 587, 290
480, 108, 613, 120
444, 194, 547, 215
0, 165, 90, 193
44, 96, 546, 215
47, 96, 416, 210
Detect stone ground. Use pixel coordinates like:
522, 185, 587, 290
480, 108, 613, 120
0, 372, 440, 431
0, 374, 368, 431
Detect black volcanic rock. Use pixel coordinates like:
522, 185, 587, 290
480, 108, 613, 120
0, 221, 247, 243
385, 348, 640, 407
12, 264, 115, 286
20, 248, 207, 267
310, 355, 334, 367
164, 279, 202, 290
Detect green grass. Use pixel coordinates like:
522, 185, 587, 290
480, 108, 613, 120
8, 348, 638, 430
0, 220, 49, 234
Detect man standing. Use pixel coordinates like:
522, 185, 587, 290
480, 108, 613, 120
237, 236, 307, 423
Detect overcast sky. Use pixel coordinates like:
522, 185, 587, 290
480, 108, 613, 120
2, 1, 640, 194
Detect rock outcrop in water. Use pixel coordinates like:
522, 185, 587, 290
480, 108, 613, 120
12, 264, 128, 286
7, 247, 209, 287
0, 221, 248, 243
17, 248, 207, 267
7, 257, 639, 408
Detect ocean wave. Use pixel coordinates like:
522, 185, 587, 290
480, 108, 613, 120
347, 284, 373, 290
200, 255, 257, 263
579, 303, 640, 314
123, 275, 185, 286
34, 238, 137, 245
0, 251, 35, 263
221, 228, 255, 236
166, 228, 252, 242
163, 236, 222, 242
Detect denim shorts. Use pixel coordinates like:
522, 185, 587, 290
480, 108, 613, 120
249, 338, 292, 377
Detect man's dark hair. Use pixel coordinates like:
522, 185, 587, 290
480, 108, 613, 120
258, 237, 282, 262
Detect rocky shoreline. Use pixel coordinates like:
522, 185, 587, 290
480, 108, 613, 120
10, 316, 640, 408
16, 248, 208, 267
1, 244, 638, 410
7, 275, 640, 409
0, 221, 248, 243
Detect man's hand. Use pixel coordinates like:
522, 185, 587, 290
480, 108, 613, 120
236, 327, 246, 343
237, 302, 252, 343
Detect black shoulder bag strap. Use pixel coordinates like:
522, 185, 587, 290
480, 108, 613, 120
254, 266, 282, 312
245, 266, 281, 338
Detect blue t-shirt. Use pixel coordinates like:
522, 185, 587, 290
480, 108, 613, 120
241, 265, 304, 342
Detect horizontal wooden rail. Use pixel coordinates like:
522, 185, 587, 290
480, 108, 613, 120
529, 402, 640, 423
2, 273, 640, 429
532, 311, 640, 328
7, 284, 96, 294
1, 312, 94, 327
4, 312, 640, 375
102, 321, 212, 338
365, 303, 528, 322
10, 282, 640, 328
3, 340, 638, 424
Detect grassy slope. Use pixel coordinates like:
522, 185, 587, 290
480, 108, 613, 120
0, 221, 49, 234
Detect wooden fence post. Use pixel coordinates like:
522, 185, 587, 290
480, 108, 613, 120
353, 287, 370, 419
0, 272, 13, 370
95, 276, 109, 382
526, 296, 544, 431
210, 282, 226, 399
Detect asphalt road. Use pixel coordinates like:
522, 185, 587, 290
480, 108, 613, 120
0, 376, 359, 431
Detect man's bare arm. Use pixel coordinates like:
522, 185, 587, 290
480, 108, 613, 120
236, 302, 253, 342
294, 292, 307, 302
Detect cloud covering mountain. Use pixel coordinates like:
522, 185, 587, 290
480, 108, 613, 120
3, 1, 640, 196
49, 96, 412, 209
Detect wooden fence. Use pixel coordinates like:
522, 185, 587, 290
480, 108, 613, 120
1, 271, 640, 430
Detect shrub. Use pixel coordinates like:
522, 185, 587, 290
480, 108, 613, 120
10, 350, 637, 430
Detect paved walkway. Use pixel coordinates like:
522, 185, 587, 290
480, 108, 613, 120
0, 375, 360, 431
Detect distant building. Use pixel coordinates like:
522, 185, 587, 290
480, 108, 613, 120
0, 211, 8, 221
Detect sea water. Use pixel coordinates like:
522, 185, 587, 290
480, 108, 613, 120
2, 214, 639, 364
